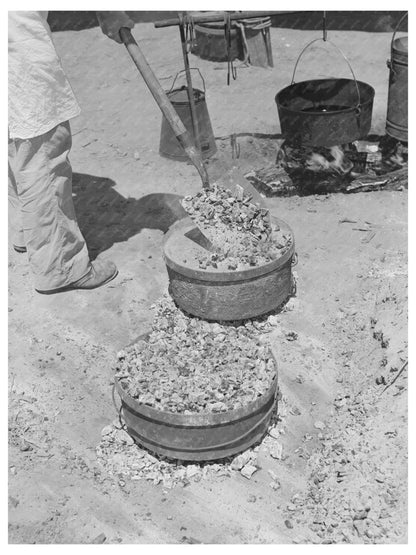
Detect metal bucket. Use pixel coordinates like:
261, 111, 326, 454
159, 69, 217, 161
114, 337, 278, 462
386, 14, 408, 142
275, 39, 375, 147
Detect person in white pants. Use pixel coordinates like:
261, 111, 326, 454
8, 11, 134, 293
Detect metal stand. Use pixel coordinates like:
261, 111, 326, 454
178, 13, 201, 153
156, 11, 296, 157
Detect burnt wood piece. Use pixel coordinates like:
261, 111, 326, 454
346, 166, 408, 193
245, 166, 297, 197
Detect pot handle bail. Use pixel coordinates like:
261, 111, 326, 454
291, 38, 361, 110
168, 67, 206, 94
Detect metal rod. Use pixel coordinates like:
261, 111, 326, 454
154, 11, 296, 29
179, 19, 201, 153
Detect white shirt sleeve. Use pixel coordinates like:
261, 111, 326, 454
8, 11, 81, 139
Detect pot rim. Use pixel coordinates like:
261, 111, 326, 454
275, 77, 375, 114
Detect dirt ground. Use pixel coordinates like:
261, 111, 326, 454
8, 20, 407, 544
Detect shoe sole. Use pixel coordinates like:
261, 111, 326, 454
36, 268, 119, 295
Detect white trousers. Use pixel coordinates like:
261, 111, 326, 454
8, 121, 90, 290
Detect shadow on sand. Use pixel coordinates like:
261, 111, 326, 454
72, 172, 187, 259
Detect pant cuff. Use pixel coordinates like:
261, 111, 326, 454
34, 244, 91, 291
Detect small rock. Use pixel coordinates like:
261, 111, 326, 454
247, 494, 257, 503
268, 426, 280, 439
231, 452, 252, 471
9, 496, 19, 508
314, 421, 326, 430
268, 469, 279, 481
114, 429, 135, 445
353, 509, 370, 521
101, 425, 113, 437
180, 536, 201, 544
91, 533, 106, 544
353, 519, 366, 536
285, 519, 294, 529
268, 315, 280, 326
269, 442, 283, 460
186, 465, 200, 479
240, 464, 258, 480
19, 440, 32, 452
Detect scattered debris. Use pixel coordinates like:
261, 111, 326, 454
180, 536, 202, 544
231, 452, 253, 471
269, 442, 283, 460
245, 165, 296, 197
91, 533, 106, 544
9, 496, 19, 508
240, 464, 258, 480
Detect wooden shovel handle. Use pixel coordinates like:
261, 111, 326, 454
119, 28, 210, 189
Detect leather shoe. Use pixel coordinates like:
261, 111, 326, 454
36, 259, 118, 294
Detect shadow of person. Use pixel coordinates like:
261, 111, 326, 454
72, 172, 187, 260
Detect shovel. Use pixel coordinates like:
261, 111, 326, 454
120, 28, 269, 249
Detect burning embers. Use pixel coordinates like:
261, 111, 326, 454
247, 135, 408, 197
305, 145, 354, 175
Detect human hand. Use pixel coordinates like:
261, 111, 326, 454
96, 11, 134, 43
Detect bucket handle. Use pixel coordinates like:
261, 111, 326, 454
291, 38, 361, 111
168, 68, 206, 94
390, 12, 408, 51
387, 12, 407, 72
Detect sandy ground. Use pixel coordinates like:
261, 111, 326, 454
8, 21, 407, 544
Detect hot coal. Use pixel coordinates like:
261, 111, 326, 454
182, 184, 292, 270
115, 296, 276, 414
